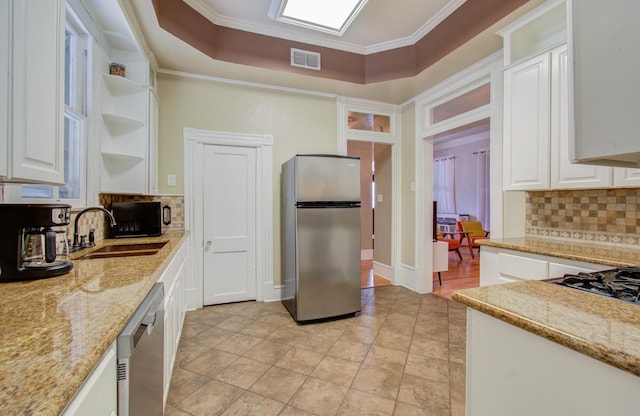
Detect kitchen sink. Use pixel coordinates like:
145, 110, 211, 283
78, 242, 167, 259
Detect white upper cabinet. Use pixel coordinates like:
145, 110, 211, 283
503, 51, 551, 191
501, 0, 611, 191
549, 46, 610, 189
568, 0, 640, 168
2, 0, 65, 184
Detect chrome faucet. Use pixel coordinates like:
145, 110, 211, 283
72, 207, 117, 252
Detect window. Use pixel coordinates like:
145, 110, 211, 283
12, 7, 89, 207
433, 156, 456, 214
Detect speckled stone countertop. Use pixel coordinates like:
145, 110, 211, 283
452, 280, 640, 377
478, 237, 640, 267
0, 231, 187, 415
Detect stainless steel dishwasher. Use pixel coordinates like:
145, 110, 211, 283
117, 282, 164, 416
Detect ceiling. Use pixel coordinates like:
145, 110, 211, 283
127, 0, 540, 103
179, 0, 463, 55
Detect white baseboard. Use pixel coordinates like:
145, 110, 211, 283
373, 261, 393, 280
361, 249, 373, 260
262, 281, 283, 302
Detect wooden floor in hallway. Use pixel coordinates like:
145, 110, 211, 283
360, 248, 480, 301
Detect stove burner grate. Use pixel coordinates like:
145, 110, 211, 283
550, 267, 640, 305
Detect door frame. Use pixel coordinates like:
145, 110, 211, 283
183, 128, 274, 310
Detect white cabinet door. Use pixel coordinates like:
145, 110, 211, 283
503, 53, 551, 191
613, 168, 640, 188
0, 0, 8, 178
550, 45, 611, 189
10, 0, 65, 184
62, 342, 117, 416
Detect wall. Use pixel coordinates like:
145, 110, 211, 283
157, 73, 338, 285
433, 134, 490, 220
347, 140, 373, 252
374, 143, 393, 267
400, 102, 416, 267
526, 188, 640, 246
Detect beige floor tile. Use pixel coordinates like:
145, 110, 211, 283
351, 364, 402, 399
243, 339, 291, 364
188, 307, 230, 326
393, 402, 430, 416
266, 327, 308, 346
213, 357, 271, 389
448, 322, 466, 346
214, 333, 262, 355
188, 326, 235, 348
404, 354, 450, 384
337, 389, 396, 415
216, 315, 258, 332
173, 339, 211, 368
180, 319, 211, 340
250, 366, 308, 403
342, 324, 379, 344
182, 348, 240, 378
164, 404, 192, 416
451, 384, 466, 416
295, 333, 339, 354
409, 337, 449, 360
220, 391, 285, 416
413, 320, 450, 344
311, 355, 361, 387
258, 311, 296, 326
449, 361, 466, 389
290, 377, 348, 416
327, 338, 371, 362
362, 345, 407, 371
449, 345, 466, 365
279, 406, 317, 416
176, 379, 243, 416
166, 367, 210, 406
373, 329, 412, 352
275, 346, 324, 375
238, 320, 281, 338
397, 374, 450, 414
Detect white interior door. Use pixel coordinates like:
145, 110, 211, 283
203, 145, 257, 305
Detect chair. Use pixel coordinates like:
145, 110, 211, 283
434, 227, 463, 285
436, 227, 463, 261
459, 221, 489, 259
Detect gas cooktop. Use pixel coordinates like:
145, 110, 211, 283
547, 266, 640, 305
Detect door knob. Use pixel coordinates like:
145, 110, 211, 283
205, 241, 212, 250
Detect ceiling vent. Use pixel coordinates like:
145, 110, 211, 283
291, 48, 321, 71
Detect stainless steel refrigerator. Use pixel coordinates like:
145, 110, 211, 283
281, 154, 361, 322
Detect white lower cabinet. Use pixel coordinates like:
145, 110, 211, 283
62, 342, 117, 416
480, 245, 606, 286
467, 310, 640, 416
158, 239, 189, 408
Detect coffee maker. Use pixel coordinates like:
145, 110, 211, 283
0, 204, 74, 281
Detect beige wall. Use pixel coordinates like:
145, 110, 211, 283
400, 102, 416, 267
347, 140, 373, 251
157, 73, 338, 284
374, 143, 393, 266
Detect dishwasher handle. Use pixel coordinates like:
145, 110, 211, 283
118, 283, 164, 359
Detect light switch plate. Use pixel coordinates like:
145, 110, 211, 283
167, 174, 176, 187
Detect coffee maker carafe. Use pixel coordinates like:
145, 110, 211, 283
0, 204, 74, 281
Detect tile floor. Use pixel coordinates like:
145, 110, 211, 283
165, 286, 466, 416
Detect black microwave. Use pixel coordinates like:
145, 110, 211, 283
111, 201, 162, 237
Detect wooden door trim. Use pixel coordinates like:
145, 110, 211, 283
183, 128, 274, 309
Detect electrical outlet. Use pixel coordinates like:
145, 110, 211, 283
167, 174, 176, 187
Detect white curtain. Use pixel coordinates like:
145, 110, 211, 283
475, 149, 490, 229
433, 156, 456, 213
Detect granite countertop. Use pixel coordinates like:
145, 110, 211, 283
0, 231, 187, 415
478, 237, 640, 267
452, 280, 640, 377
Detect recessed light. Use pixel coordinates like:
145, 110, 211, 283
268, 0, 369, 36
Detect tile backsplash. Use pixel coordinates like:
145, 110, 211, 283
526, 189, 640, 246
